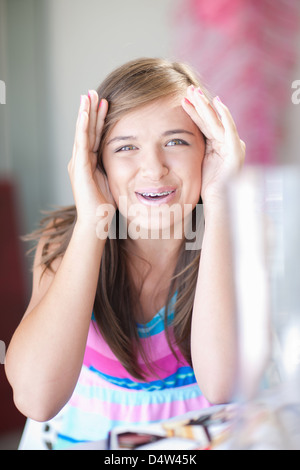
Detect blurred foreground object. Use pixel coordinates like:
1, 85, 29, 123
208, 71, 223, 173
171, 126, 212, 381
228, 165, 300, 449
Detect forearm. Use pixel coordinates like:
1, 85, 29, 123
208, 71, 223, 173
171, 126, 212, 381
5, 222, 105, 421
191, 203, 238, 403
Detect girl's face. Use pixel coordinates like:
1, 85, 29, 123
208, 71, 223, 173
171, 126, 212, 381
102, 95, 205, 235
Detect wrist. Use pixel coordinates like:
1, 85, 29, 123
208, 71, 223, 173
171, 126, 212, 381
75, 203, 116, 241
73, 218, 109, 245
202, 197, 229, 222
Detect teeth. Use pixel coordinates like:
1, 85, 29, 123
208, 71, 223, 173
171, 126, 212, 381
141, 191, 173, 197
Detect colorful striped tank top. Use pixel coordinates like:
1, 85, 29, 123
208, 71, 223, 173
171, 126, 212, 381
51, 295, 210, 449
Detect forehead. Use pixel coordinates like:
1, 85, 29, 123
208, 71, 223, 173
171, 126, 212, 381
107, 95, 197, 138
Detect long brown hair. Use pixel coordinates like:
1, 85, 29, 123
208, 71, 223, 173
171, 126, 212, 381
26, 58, 209, 379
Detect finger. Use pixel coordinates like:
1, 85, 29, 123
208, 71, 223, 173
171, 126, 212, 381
71, 95, 88, 162
78, 94, 90, 124
93, 98, 109, 153
74, 95, 90, 147
88, 90, 99, 151
182, 95, 223, 143
74, 110, 89, 163
69, 96, 91, 175
184, 86, 224, 141
190, 87, 224, 139
213, 97, 246, 166
213, 96, 241, 147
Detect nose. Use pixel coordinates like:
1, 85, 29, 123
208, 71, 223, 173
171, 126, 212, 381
140, 147, 169, 180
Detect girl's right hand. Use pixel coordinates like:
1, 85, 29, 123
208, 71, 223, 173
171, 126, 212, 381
68, 91, 115, 227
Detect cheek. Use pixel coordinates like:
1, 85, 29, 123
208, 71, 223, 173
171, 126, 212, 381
190, 178, 202, 205
104, 161, 133, 202
101, 159, 119, 196
106, 171, 122, 200
185, 158, 203, 204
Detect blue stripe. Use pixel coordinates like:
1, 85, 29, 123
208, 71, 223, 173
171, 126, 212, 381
55, 405, 162, 448
91, 292, 177, 337
88, 365, 196, 391
55, 433, 86, 445
137, 311, 174, 338
136, 292, 177, 337
90, 311, 173, 337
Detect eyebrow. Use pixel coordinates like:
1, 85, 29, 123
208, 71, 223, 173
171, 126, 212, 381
107, 129, 195, 146
162, 129, 195, 138
107, 135, 137, 145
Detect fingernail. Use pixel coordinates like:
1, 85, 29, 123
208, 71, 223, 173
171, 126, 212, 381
197, 87, 204, 96
216, 96, 222, 102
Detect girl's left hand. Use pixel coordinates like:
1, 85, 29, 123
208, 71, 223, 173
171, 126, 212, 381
182, 85, 245, 206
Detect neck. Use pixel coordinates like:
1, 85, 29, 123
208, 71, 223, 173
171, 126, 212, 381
119, 209, 189, 265
124, 234, 183, 267
123, 236, 182, 323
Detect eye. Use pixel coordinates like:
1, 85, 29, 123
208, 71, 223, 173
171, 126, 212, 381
115, 144, 137, 153
166, 138, 189, 147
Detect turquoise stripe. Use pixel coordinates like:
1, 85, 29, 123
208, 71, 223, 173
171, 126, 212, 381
54, 407, 119, 447
54, 411, 149, 449
137, 311, 174, 338
90, 311, 173, 337
136, 292, 177, 337
91, 292, 177, 337
53, 383, 205, 450
75, 374, 202, 406
88, 365, 196, 391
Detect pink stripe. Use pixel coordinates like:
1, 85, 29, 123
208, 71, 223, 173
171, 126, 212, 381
83, 346, 188, 381
69, 389, 210, 422
87, 322, 116, 359
87, 320, 177, 361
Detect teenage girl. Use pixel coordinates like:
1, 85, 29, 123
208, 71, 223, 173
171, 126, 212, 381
5, 58, 245, 449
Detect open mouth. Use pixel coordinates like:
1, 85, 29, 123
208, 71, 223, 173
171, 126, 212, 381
139, 190, 174, 200
135, 189, 177, 204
